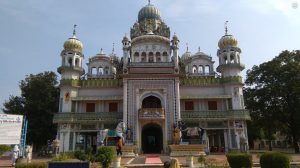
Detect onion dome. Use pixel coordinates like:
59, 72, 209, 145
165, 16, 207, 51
122, 34, 129, 43
181, 44, 192, 60
63, 25, 83, 52
218, 34, 238, 49
218, 21, 238, 49
138, 1, 161, 22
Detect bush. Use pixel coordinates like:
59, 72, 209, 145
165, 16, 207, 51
15, 162, 47, 168
96, 146, 116, 168
74, 150, 88, 161
51, 153, 71, 161
226, 153, 252, 168
0, 145, 11, 156
260, 152, 290, 168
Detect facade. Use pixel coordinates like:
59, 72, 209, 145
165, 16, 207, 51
53, 2, 250, 154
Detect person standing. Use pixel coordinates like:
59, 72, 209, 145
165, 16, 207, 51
11, 145, 19, 166
116, 137, 123, 156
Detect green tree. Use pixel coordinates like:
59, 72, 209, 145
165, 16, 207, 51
2, 71, 59, 149
245, 50, 300, 153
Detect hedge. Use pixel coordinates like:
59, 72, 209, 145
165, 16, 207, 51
0, 145, 11, 156
226, 153, 252, 168
15, 162, 47, 168
260, 152, 291, 168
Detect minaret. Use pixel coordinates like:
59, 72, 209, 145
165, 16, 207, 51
171, 33, 180, 73
122, 34, 131, 73
57, 25, 85, 153
216, 21, 244, 77
58, 24, 85, 80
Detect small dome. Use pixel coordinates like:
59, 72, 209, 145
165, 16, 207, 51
218, 34, 238, 49
122, 35, 129, 42
63, 35, 83, 52
138, 3, 161, 22
181, 51, 192, 60
172, 33, 179, 41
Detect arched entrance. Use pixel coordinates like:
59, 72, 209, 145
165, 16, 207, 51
142, 123, 163, 154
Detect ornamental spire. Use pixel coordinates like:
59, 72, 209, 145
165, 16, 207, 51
186, 43, 189, 52
73, 24, 77, 36
112, 43, 115, 54
148, 0, 151, 5
225, 21, 228, 35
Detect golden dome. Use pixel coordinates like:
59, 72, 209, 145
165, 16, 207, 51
63, 35, 83, 53
218, 34, 238, 49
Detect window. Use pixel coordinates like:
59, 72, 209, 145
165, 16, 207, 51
185, 101, 194, 111
92, 67, 97, 75
208, 101, 217, 110
109, 102, 118, 112
86, 103, 95, 112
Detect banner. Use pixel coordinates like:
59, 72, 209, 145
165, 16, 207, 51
0, 114, 23, 144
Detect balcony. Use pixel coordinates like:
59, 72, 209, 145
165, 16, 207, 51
138, 108, 165, 120
181, 110, 250, 121
53, 112, 122, 123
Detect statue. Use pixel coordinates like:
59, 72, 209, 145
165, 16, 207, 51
126, 125, 132, 141
115, 121, 126, 143
25, 145, 33, 163
173, 126, 181, 145
11, 145, 19, 166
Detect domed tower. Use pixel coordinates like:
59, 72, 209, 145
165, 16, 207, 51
129, 1, 172, 64
217, 22, 245, 110
58, 25, 85, 79
216, 22, 244, 77
57, 25, 84, 113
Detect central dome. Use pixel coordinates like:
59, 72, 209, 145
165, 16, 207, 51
138, 3, 161, 22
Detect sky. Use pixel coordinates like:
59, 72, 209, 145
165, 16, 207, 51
0, 0, 299, 110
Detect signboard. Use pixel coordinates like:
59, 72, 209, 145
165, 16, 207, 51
48, 162, 90, 168
0, 114, 23, 144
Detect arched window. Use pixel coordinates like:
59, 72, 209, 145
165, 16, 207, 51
198, 65, 204, 73
141, 52, 146, 62
230, 54, 235, 63
68, 58, 73, 67
134, 52, 139, 62
142, 96, 162, 108
104, 66, 109, 74
224, 56, 228, 64
192, 65, 197, 73
98, 66, 103, 75
156, 52, 161, 62
205, 65, 210, 74
149, 52, 154, 62
163, 52, 168, 57
75, 58, 79, 67
92, 67, 97, 75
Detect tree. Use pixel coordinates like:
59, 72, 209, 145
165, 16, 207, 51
245, 50, 300, 153
2, 71, 59, 149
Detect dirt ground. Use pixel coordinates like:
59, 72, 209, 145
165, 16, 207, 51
1, 153, 300, 168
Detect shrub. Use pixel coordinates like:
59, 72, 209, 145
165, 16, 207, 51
15, 162, 47, 168
51, 153, 71, 161
0, 145, 11, 156
74, 150, 88, 161
96, 146, 116, 168
226, 153, 252, 168
260, 152, 290, 168
198, 155, 205, 164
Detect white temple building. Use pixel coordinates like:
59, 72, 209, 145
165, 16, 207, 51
53, 2, 250, 154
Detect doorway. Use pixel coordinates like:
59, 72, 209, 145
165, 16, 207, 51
142, 123, 163, 154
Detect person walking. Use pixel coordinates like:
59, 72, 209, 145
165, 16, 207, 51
116, 137, 123, 156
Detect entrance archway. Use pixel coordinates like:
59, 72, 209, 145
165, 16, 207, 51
142, 123, 163, 154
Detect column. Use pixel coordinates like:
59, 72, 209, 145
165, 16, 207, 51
175, 79, 181, 121
163, 89, 168, 149
123, 80, 128, 124
224, 130, 228, 153
135, 89, 140, 149
227, 53, 230, 64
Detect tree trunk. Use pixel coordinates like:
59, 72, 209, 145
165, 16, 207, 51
268, 140, 272, 151
293, 134, 300, 153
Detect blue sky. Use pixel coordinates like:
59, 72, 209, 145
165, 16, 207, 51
0, 0, 300, 110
